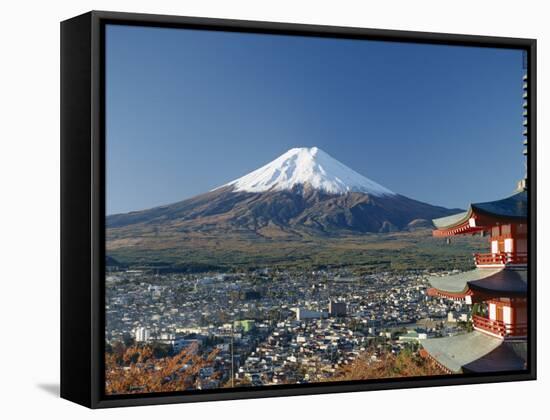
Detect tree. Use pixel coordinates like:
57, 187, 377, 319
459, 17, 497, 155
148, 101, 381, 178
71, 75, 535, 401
326, 349, 447, 381
105, 343, 219, 395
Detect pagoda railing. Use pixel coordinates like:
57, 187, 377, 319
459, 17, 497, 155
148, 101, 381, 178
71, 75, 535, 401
474, 252, 528, 266
472, 315, 527, 338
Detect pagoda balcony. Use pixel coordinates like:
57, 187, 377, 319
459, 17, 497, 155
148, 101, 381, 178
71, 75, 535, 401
472, 315, 527, 339
474, 252, 527, 267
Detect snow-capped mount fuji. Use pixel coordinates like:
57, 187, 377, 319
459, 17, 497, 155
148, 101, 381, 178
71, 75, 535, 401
107, 147, 460, 237
220, 147, 395, 196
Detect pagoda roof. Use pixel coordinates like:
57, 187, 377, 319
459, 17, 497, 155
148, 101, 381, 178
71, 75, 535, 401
433, 211, 469, 230
468, 269, 527, 296
421, 331, 526, 373
471, 190, 527, 218
427, 268, 527, 297
428, 268, 502, 293
432, 191, 527, 235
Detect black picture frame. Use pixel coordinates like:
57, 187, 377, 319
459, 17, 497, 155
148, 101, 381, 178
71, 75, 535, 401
61, 10, 537, 409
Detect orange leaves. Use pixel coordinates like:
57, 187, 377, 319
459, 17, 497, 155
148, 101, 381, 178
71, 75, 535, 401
105, 344, 218, 395
328, 350, 448, 382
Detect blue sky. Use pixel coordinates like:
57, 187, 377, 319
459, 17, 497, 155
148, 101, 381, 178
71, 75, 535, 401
106, 24, 525, 215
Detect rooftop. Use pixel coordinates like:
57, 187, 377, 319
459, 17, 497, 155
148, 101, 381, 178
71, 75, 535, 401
422, 331, 526, 373
428, 268, 527, 297
433, 191, 527, 234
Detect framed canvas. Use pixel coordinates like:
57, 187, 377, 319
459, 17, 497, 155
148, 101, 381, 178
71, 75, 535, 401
60, 11, 537, 408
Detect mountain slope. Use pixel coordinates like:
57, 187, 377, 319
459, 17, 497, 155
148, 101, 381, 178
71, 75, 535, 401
108, 187, 456, 236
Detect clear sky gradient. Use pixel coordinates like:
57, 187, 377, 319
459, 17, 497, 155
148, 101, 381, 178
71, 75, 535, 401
106, 24, 525, 215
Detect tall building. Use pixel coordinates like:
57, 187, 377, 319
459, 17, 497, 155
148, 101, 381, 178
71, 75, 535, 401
328, 300, 347, 317
134, 326, 151, 342
420, 75, 529, 374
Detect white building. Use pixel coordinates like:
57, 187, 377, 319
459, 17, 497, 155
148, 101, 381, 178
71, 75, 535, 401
294, 308, 328, 321
134, 326, 151, 342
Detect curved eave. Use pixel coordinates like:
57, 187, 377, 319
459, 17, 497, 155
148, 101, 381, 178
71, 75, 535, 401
427, 268, 503, 293
433, 223, 483, 237
432, 192, 527, 237
432, 207, 487, 237
468, 269, 527, 297
427, 268, 527, 299
422, 331, 526, 373
426, 287, 470, 301
433, 210, 471, 231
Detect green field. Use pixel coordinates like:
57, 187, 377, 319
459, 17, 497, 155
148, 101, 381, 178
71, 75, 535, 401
107, 228, 486, 273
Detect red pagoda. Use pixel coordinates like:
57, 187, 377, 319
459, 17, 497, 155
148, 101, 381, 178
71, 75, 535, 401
421, 75, 529, 374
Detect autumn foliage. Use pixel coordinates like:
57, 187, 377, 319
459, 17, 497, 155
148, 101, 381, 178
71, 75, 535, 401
329, 349, 448, 381
105, 343, 219, 395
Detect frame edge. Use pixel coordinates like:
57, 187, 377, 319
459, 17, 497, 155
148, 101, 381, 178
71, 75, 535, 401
60, 11, 94, 408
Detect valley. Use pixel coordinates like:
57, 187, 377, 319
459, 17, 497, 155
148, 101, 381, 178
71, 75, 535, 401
107, 228, 486, 273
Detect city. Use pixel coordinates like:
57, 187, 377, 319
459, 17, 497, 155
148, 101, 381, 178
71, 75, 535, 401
105, 267, 470, 389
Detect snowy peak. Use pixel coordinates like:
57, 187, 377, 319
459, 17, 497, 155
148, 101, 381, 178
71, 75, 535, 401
221, 147, 395, 196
